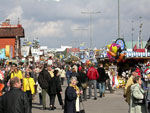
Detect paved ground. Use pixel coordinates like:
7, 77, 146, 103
32, 83, 128, 113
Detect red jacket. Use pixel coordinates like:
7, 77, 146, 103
87, 67, 99, 80
0, 83, 4, 96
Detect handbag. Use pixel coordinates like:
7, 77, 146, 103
132, 85, 145, 105
133, 97, 145, 104
81, 82, 88, 89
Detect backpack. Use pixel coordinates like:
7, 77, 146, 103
38, 71, 49, 89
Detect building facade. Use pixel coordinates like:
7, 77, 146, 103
0, 19, 25, 58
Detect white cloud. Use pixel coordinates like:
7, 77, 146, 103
32, 21, 65, 38
54, 0, 61, 2
22, 19, 65, 39
6, 6, 23, 24
0, 0, 150, 48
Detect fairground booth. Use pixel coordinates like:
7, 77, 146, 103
96, 38, 150, 88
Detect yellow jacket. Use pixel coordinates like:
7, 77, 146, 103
11, 70, 23, 79
23, 77, 35, 94
124, 76, 134, 105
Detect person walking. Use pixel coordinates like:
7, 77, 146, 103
3, 67, 10, 92
1, 77, 30, 113
129, 76, 146, 113
48, 69, 63, 110
124, 67, 139, 105
10, 66, 23, 82
79, 67, 88, 101
23, 72, 35, 112
29, 66, 37, 83
60, 66, 66, 85
64, 76, 81, 113
36, 66, 43, 105
38, 64, 51, 110
55, 69, 64, 109
87, 63, 99, 100
97, 63, 107, 98
37, 82, 42, 105
66, 65, 72, 85
70, 65, 79, 78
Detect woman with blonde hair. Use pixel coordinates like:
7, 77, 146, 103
64, 76, 81, 113
129, 76, 146, 113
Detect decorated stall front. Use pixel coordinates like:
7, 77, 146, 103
96, 38, 150, 88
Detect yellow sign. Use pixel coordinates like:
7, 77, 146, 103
5, 45, 10, 57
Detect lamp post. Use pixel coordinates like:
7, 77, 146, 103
131, 20, 134, 49
81, 11, 100, 49
139, 16, 143, 49
139, 23, 143, 49
118, 0, 120, 38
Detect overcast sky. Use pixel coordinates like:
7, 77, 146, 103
0, 0, 150, 48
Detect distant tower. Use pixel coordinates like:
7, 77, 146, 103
18, 17, 20, 24
139, 23, 143, 49
138, 16, 143, 49
131, 20, 134, 49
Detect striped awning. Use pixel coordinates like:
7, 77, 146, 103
96, 51, 150, 59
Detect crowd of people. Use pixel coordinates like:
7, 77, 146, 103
0, 59, 149, 113
0, 60, 111, 113
124, 65, 150, 113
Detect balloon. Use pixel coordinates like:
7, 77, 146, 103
107, 52, 112, 59
111, 43, 121, 48
112, 46, 118, 54
117, 53, 126, 62
107, 43, 122, 62
108, 43, 120, 54
110, 43, 120, 50
107, 51, 116, 57
107, 52, 115, 61
107, 44, 111, 49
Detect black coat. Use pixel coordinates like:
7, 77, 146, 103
79, 72, 88, 84
70, 72, 79, 78
48, 76, 62, 95
38, 69, 51, 89
97, 67, 106, 83
76, 71, 88, 88
64, 86, 77, 113
1, 87, 30, 113
0, 96, 2, 113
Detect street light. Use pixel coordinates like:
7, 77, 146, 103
81, 11, 101, 49
118, 0, 120, 38
139, 16, 143, 49
131, 20, 134, 49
